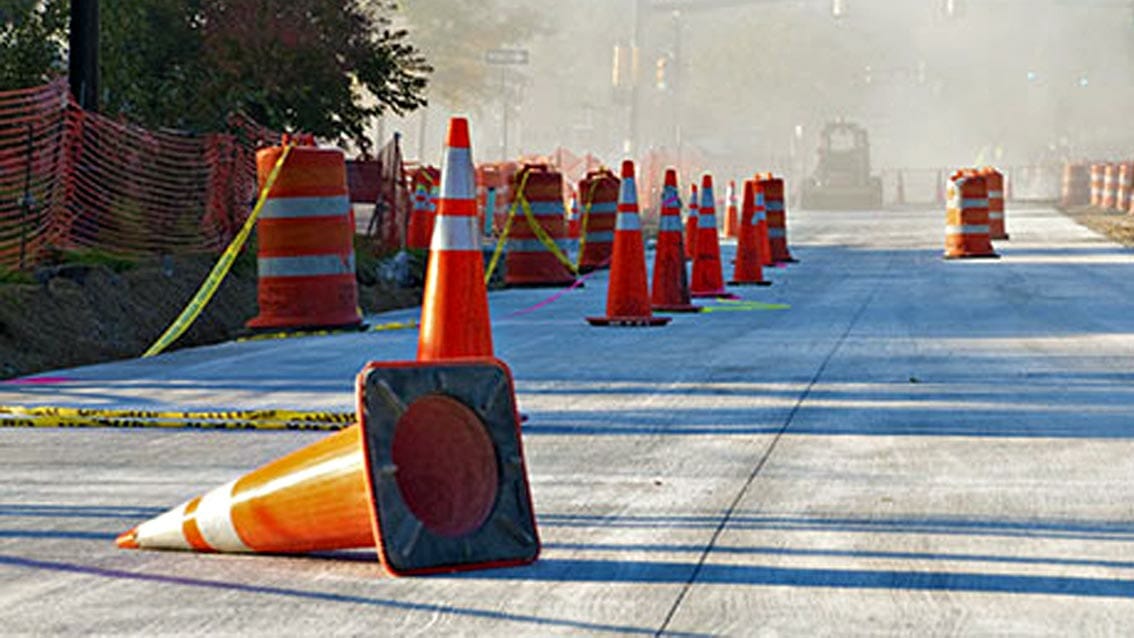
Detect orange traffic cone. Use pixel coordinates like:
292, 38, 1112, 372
651, 168, 700, 313
729, 179, 772, 286
684, 183, 699, 259
417, 118, 493, 361
723, 180, 739, 238
690, 174, 733, 299
754, 180, 774, 268
117, 357, 540, 577
587, 160, 671, 327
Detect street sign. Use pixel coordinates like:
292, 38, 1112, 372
484, 49, 529, 66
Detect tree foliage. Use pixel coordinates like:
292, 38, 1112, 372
0, 0, 68, 90
1, 1, 430, 148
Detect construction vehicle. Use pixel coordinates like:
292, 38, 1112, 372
799, 120, 883, 210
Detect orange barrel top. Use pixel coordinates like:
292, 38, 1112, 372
505, 164, 575, 287
247, 143, 361, 329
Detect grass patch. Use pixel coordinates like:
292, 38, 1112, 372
56, 248, 139, 273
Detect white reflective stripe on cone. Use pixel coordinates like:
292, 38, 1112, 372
989, 212, 1005, 220
616, 212, 641, 231
765, 201, 785, 212
946, 225, 991, 235
431, 215, 481, 251
260, 195, 351, 220
619, 179, 637, 206
134, 501, 195, 550
697, 213, 718, 229
587, 202, 618, 214
195, 480, 251, 552
658, 216, 684, 231
524, 200, 566, 217
585, 231, 615, 242
258, 254, 356, 278
768, 228, 787, 239
440, 147, 475, 199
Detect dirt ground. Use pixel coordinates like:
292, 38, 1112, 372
1060, 205, 1134, 248
0, 248, 422, 380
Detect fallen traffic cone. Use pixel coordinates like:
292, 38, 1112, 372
651, 168, 701, 313
117, 357, 541, 577
723, 180, 739, 238
587, 160, 671, 326
684, 183, 699, 259
729, 179, 772, 286
418, 117, 494, 360
690, 174, 733, 298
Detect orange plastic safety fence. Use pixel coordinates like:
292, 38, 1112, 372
0, 79, 278, 269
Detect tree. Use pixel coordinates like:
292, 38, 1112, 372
396, 0, 546, 110
1, 1, 430, 148
0, 0, 68, 90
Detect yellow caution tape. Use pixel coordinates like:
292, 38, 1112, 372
575, 177, 603, 271
517, 192, 579, 275
235, 320, 418, 343
484, 170, 533, 285
142, 143, 296, 358
0, 405, 353, 431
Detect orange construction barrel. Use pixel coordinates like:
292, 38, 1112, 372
246, 143, 361, 330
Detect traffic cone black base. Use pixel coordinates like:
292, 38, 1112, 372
586, 316, 671, 327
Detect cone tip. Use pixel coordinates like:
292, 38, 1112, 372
446, 117, 471, 149
620, 159, 635, 179
116, 527, 140, 550
702, 174, 713, 189
664, 168, 677, 187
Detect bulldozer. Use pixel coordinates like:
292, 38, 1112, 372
799, 121, 883, 210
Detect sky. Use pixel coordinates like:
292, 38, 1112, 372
386, 0, 1134, 190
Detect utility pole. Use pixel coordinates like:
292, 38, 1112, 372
627, 0, 646, 156
69, 0, 99, 111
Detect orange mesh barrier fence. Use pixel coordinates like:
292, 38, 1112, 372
0, 79, 280, 269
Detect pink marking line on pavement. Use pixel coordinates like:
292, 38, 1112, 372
505, 259, 611, 319
1, 376, 74, 386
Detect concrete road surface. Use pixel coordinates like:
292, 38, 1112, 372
2, 205, 1133, 635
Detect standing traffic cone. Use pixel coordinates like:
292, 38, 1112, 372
729, 180, 772, 286
684, 183, 699, 259
651, 168, 701, 313
117, 357, 541, 577
755, 179, 773, 267
417, 118, 493, 361
723, 180, 739, 239
690, 174, 733, 298
567, 190, 581, 240
587, 160, 671, 326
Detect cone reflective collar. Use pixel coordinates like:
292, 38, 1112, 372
690, 174, 732, 299
116, 358, 540, 577
729, 179, 772, 287
418, 117, 494, 360
587, 160, 670, 327
651, 168, 700, 313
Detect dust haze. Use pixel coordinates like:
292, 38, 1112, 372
393, 0, 1133, 193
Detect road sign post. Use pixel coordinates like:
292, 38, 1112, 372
484, 49, 530, 160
